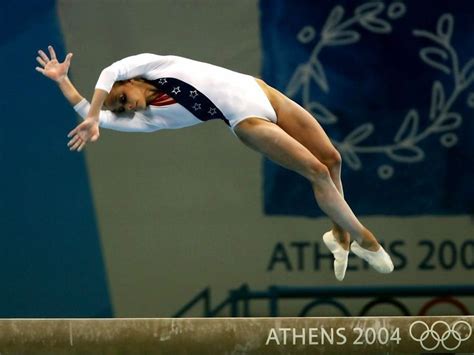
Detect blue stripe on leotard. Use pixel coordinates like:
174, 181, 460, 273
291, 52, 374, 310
150, 78, 230, 126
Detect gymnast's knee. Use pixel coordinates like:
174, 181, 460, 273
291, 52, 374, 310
322, 149, 342, 171
306, 161, 331, 184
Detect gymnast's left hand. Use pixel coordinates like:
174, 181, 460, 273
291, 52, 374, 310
67, 117, 100, 152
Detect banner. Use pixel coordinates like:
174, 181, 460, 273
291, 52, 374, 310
260, 0, 474, 216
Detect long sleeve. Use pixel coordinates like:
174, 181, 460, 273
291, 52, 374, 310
95, 53, 166, 93
73, 98, 158, 132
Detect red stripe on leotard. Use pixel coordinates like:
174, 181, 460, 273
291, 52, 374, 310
150, 92, 177, 106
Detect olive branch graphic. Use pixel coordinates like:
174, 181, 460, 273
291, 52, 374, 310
286, 1, 406, 124
286, 3, 474, 179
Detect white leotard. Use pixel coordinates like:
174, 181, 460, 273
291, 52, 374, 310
73, 54, 277, 132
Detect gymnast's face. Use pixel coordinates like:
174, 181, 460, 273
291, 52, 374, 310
105, 80, 148, 113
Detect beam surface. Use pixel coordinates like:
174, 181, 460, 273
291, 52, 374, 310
0, 316, 472, 354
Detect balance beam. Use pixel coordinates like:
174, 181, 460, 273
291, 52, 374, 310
0, 316, 472, 354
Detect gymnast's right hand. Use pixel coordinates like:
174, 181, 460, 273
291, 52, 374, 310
67, 118, 100, 152
35, 45, 72, 83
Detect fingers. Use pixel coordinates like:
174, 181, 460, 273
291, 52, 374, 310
66, 121, 100, 152
65, 52, 73, 64
67, 126, 78, 138
69, 137, 87, 152
67, 130, 93, 152
48, 45, 57, 60
77, 141, 87, 152
67, 134, 81, 148
35, 67, 45, 74
70, 138, 83, 151
37, 49, 49, 63
67, 134, 87, 152
36, 56, 46, 67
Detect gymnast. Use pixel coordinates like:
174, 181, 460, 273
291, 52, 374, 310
36, 45, 394, 281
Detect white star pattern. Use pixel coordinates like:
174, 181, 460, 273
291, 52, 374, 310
171, 86, 181, 95
189, 90, 199, 99
151, 78, 227, 124
208, 107, 217, 115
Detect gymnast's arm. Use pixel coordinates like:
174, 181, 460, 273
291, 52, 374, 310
54, 75, 157, 132
35, 45, 82, 106
55, 74, 158, 132
73, 99, 157, 132
67, 53, 166, 149
36, 46, 157, 136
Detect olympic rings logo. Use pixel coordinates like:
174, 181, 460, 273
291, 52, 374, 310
409, 320, 472, 351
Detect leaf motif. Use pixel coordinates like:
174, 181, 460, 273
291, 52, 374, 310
430, 81, 445, 120
387, 146, 425, 163
412, 29, 443, 47
322, 6, 345, 35
432, 112, 462, 132
395, 110, 419, 142
307, 102, 338, 124
355, 2, 384, 19
461, 58, 474, 87
340, 147, 362, 170
343, 123, 374, 144
419, 47, 451, 74
359, 17, 392, 34
325, 30, 360, 46
285, 65, 307, 97
297, 26, 317, 44
387, 2, 406, 19
440, 133, 458, 148
355, 2, 390, 33
436, 13, 454, 43
308, 59, 329, 92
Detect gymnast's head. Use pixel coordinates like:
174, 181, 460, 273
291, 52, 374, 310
104, 79, 151, 113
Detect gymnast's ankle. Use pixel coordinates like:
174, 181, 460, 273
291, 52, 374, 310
331, 228, 350, 250
358, 228, 380, 251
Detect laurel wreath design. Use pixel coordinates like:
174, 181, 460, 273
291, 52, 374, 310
286, 2, 474, 179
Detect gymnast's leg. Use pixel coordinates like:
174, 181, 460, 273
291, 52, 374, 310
254, 80, 350, 249
269, 85, 350, 249
234, 118, 393, 275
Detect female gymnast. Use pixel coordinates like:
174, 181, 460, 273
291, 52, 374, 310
35, 45, 394, 281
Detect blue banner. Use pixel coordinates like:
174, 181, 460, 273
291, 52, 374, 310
0, 1, 112, 317
260, 0, 474, 216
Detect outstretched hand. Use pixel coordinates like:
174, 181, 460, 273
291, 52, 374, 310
67, 118, 100, 152
35, 45, 72, 83
36, 45, 100, 152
